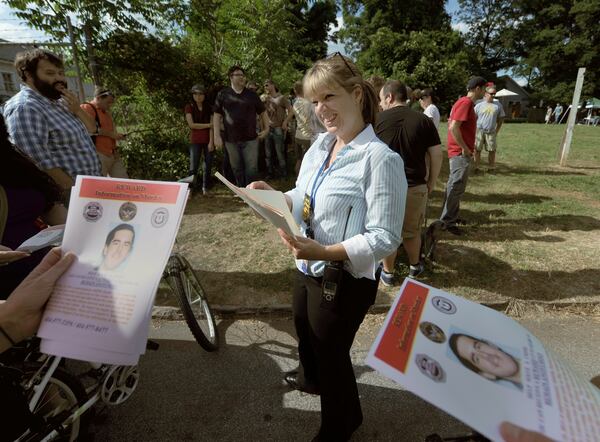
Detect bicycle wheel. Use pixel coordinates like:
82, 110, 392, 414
21, 364, 90, 442
166, 254, 219, 351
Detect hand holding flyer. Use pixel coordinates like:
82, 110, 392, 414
37, 176, 189, 365
366, 280, 600, 442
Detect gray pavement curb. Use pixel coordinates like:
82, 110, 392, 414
151, 299, 599, 320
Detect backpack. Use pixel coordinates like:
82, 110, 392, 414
83, 102, 101, 144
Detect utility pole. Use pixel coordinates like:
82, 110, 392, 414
558, 68, 586, 167
83, 22, 100, 86
65, 16, 86, 101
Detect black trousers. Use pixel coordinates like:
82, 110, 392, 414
292, 268, 380, 441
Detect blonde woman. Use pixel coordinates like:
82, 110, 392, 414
249, 54, 407, 441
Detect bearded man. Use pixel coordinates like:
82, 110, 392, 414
3, 49, 101, 191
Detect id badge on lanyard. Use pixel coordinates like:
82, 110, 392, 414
301, 149, 332, 273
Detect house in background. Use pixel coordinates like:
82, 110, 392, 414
495, 75, 531, 118
0, 39, 94, 106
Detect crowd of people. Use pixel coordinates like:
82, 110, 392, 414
0, 48, 585, 442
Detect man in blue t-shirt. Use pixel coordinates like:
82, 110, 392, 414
213, 66, 269, 187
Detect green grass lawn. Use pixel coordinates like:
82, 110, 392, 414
162, 123, 600, 311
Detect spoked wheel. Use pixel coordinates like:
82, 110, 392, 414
166, 254, 219, 351
22, 364, 90, 442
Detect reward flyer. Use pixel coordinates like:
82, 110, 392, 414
37, 176, 189, 365
366, 279, 600, 442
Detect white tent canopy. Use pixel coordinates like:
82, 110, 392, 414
494, 88, 519, 97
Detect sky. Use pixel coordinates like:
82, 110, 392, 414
328, 0, 463, 54
0, 4, 54, 43
1, 1, 464, 45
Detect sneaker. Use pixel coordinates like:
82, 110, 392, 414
408, 262, 425, 279
445, 225, 464, 236
380, 270, 395, 286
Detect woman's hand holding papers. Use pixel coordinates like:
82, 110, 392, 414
0, 247, 75, 352
246, 181, 274, 191
247, 181, 293, 212
499, 422, 554, 442
277, 229, 348, 262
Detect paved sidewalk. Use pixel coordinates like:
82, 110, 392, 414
91, 313, 600, 441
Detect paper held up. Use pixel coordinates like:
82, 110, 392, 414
17, 226, 65, 253
214, 172, 299, 236
366, 280, 600, 442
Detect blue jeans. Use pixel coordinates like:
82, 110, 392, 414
265, 127, 286, 177
189, 143, 213, 189
224, 139, 259, 187
440, 155, 472, 226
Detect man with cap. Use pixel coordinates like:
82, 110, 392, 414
183, 83, 213, 193
3, 49, 101, 191
81, 86, 127, 178
474, 84, 505, 171
439, 76, 486, 236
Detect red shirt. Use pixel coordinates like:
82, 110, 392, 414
447, 96, 477, 158
184, 103, 210, 144
81, 103, 116, 156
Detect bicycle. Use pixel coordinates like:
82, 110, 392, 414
0, 337, 158, 442
162, 252, 219, 352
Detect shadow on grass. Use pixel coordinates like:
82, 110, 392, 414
432, 245, 600, 302
490, 164, 588, 176
461, 192, 552, 205
432, 213, 600, 244
184, 191, 247, 215
194, 268, 297, 307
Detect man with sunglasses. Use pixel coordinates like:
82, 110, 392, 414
474, 84, 505, 172
81, 86, 128, 178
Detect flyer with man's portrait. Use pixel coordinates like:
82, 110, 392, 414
37, 176, 189, 365
366, 279, 600, 441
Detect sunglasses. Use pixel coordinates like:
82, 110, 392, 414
327, 51, 357, 77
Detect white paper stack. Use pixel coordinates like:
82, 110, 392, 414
37, 176, 189, 365
214, 172, 299, 236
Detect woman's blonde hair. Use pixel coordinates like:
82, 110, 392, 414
303, 53, 378, 125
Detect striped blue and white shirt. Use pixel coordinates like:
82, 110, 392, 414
3, 85, 101, 178
286, 124, 407, 280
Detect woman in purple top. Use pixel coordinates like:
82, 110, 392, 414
0, 115, 67, 298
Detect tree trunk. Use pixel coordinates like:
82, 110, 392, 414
83, 22, 100, 86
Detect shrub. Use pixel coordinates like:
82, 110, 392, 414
113, 80, 190, 181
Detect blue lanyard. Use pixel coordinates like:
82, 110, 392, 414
309, 148, 334, 214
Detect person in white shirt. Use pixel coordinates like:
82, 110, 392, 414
248, 53, 406, 441
419, 88, 440, 130
474, 85, 505, 171
291, 81, 313, 176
